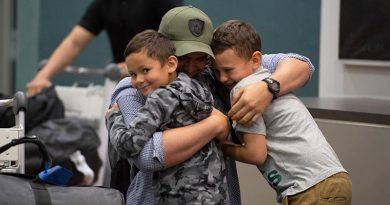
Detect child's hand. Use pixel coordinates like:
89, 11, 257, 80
210, 108, 230, 142
105, 103, 120, 119
105, 103, 121, 130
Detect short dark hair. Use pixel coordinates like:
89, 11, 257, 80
211, 20, 261, 60
123, 29, 175, 65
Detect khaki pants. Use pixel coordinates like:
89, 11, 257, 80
282, 172, 352, 205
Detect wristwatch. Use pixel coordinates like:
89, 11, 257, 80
262, 77, 280, 100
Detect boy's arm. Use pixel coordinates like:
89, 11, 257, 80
222, 133, 267, 166
112, 90, 166, 171
108, 91, 175, 158
107, 108, 159, 158
229, 53, 315, 125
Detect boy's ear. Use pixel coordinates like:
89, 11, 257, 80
167, 55, 178, 73
251, 51, 262, 70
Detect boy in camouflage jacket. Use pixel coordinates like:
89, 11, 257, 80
106, 29, 228, 204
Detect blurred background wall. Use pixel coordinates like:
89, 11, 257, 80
12, 0, 320, 96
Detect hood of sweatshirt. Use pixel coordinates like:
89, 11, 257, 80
165, 72, 213, 121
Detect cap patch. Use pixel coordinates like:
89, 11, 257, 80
188, 19, 204, 37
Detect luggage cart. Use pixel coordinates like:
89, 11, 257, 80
0, 92, 27, 173
40, 60, 122, 185
47, 60, 121, 126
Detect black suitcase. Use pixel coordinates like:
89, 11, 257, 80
0, 137, 124, 205
0, 92, 124, 205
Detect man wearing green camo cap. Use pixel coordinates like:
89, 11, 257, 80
109, 4, 315, 205
159, 5, 215, 58
159, 5, 216, 77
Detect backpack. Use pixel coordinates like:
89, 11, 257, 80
26, 117, 102, 185
0, 86, 65, 132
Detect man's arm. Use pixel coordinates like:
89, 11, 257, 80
124, 108, 228, 171
263, 53, 313, 95
229, 53, 314, 125
162, 108, 228, 167
26, 25, 94, 96
122, 108, 229, 171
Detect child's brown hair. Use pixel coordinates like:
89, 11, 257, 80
124, 29, 175, 65
211, 20, 261, 60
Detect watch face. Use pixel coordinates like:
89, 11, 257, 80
263, 77, 280, 98
271, 82, 280, 92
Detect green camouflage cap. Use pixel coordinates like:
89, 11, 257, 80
159, 5, 214, 58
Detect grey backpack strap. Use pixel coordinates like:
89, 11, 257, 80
29, 181, 52, 205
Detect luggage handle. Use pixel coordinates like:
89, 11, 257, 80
0, 91, 27, 115
0, 136, 52, 172
39, 59, 122, 81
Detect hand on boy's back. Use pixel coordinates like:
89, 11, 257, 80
210, 108, 230, 142
228, 82, 272, 126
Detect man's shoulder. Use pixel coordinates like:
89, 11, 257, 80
115, 77, 132, 89
110, 77, 141, 104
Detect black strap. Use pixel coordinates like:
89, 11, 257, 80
0, 136, 52, 171
29, 181, 52, 205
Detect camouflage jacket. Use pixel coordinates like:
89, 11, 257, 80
107, 72, 228, 204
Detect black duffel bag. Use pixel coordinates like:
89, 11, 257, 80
0, 86, 65, 132
0, 137, 124, 205
26, 117, 102, 185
